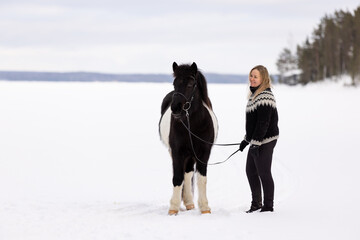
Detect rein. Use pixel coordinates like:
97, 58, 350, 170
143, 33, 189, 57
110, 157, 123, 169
180, 109, 240, 165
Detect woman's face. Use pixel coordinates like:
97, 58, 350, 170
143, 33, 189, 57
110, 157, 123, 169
249, 69, 262, 87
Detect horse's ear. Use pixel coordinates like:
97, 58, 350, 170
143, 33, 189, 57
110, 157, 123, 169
172, 62, 178, 72
191, 62, 198, 74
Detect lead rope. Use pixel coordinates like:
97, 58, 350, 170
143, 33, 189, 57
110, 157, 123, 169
181, 109, 241, 166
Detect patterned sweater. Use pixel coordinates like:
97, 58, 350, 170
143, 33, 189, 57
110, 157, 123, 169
244, 87, 279, 146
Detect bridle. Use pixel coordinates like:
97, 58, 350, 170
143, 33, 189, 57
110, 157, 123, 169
171, 75, 241, 166
171, 75, 197, 113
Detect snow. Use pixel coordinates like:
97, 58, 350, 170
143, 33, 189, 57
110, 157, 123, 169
0, 78, 359, 239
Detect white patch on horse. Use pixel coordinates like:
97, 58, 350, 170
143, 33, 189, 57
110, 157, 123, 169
197, 173, 211, 213
202, 102, 218, 143
159, 107, 171, 149
169, 182, 183, 212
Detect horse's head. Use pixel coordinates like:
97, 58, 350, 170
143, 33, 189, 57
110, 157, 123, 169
171, 62, 199, 119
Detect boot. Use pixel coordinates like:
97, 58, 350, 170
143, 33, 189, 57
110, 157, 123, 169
260, 206, 274, 212
246, 202, 263, 213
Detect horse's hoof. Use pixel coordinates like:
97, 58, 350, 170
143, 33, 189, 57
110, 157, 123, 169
168, 210, 178, 215
201, 210, 211, 214
186, 204, 195, 210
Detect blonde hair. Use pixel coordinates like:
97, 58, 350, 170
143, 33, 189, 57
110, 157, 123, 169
249, 65, 272, 99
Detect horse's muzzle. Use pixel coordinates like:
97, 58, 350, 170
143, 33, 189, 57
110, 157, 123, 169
171, 100, 183, 119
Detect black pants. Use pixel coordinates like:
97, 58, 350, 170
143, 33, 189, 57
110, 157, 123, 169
246, 140, 277, 208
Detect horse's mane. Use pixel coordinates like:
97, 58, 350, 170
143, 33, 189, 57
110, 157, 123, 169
195, 71, 212, 109
173, 63, 212, 109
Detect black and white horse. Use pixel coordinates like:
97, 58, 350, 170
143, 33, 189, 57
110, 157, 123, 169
159, 62, 218, 215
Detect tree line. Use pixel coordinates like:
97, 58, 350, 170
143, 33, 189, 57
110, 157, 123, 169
277, 6, 360, 85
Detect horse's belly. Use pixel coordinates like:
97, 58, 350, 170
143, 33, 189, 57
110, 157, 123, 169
159, 107, 171, 149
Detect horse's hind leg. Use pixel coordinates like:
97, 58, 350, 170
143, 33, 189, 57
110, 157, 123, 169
183, 158, 195, 210
196, 160, 211, 214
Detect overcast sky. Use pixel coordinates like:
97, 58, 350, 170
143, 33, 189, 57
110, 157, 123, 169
1, 0, 359, 74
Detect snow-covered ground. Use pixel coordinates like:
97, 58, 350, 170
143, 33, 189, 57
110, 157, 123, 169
0, 78, 359, 240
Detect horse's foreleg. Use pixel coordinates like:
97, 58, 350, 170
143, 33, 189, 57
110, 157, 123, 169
182, 158, 195, 210
196, 163, 211, 214
183, 171, 194, 210
169, 161, 184, 215
169, 183, 183, 215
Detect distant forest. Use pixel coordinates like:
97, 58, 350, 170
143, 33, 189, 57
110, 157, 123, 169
277, 6, 360, 85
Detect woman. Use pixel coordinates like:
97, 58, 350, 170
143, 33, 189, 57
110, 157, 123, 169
239, 65, 279, 213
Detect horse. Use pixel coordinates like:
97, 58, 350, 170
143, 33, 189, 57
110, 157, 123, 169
159, 62, 218, 215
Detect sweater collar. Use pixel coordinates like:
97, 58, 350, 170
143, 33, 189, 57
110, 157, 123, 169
250, 86, 260, 94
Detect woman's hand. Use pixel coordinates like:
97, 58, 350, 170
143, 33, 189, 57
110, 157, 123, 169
239, 140, 249, 152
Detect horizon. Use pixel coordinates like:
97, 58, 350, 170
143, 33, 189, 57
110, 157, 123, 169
0, 69, 250, 75
0, 70, 253, 84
